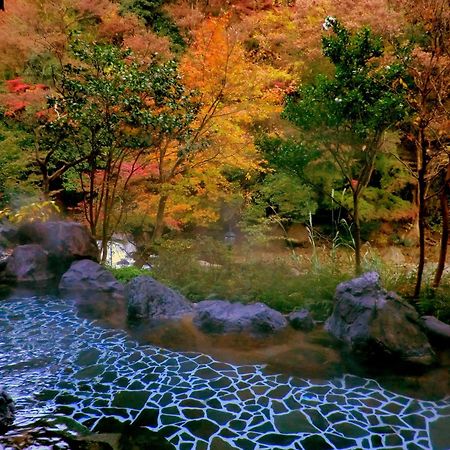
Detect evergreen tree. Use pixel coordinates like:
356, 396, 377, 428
284, 18, 409, 273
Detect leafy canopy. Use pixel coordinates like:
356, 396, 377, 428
284, 17, 408, 142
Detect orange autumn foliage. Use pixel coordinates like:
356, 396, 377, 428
0, 0, 172, 76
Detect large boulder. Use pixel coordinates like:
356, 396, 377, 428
325, 272, 435, 366
4, 244, 54, 283
288, 309, 315, 331
420, 316, 450, 345
18, 221, 98, 272
59, 259, 124, 297
0, 421, 174, 450
125, 275, 193, 321
0, 389, 15, 430
194, 300, 287, 334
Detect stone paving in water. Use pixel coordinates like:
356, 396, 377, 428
0, 296, 449, 450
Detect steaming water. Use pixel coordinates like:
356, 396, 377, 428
1, 295, 449, 450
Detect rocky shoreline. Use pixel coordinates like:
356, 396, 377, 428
1, 219, 450, 449
2, 220, 449, 363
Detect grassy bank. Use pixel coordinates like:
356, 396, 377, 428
108, 238, 450, 322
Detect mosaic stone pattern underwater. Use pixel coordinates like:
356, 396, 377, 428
0, 296, 449, 450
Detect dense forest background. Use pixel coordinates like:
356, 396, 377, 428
0, 0, 449, 318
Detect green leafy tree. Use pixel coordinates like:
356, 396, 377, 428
0, 120, 37, 207
242, 171, 318, 238
284, 17, 408, 273
47, 40, 200, 260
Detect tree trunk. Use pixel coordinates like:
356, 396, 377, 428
42, 174, 50, 199
433, 160, 450, 288
100, 238, 109, 265
414, 126, 427, 298
87, 157, 97, 238
100, 162, 112, 264
353, 190, 362, 274
151, 194, 168, 243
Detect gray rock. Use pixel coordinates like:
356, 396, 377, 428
0, 246, 10, 272
0, 221, 18, 246
325, 272, 435, 366
18, 221, 98, 271
0, 389, 15, 430
125, 275, 193, 321
288, 309, 315, 331
4, 244, 54, 283
383, 246, 406, 266
194, 300, 287, 334
59, 260, 123, 296
420, 316, 450, 344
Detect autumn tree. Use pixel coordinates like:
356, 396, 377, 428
0, 77, 97, 200
284, 18, 408, 273
0, 0, 171, 78
393, 0, 450, 294
134, 15, 284, 245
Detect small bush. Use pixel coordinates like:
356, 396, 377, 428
107, 265, 152, 284
416, 285, 450, 323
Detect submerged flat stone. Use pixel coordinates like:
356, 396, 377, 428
429, 415, 450, 450
301, 435, 334, 450
75, 348, 102, 366
185, 419, 219, 440
73, 364, 106, 380
274, 410, 318, 433
333, 422, 370, 438
111, 391, 150, 409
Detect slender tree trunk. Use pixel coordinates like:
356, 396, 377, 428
100, 159, 112, 264
41, 168, 50, 199
414, 126, 427, 298
88, 156, 97, 237
151, 194, 168, 243
353, 190, 361, 274
100, 237, 109, 264
433, 160, 450, 288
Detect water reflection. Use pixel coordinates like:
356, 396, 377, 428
73, 291, 450, 401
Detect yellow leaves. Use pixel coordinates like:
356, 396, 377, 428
181, 15, 279, 108
173, 13, 286, 195
2, 200, 60, 224
398, 78, 408, 89
179, 13, 285, 161
182, 18, 248, 102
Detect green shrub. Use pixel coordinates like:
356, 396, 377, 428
107, 265, 152, 284
416, 285, 450, 323
362, 250, 450, 322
